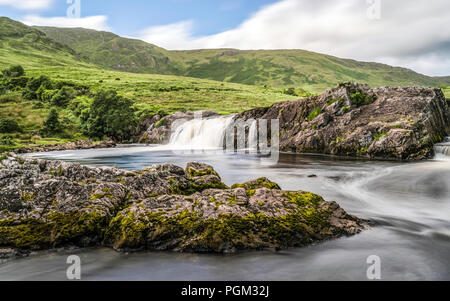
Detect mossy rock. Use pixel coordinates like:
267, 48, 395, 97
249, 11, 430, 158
231, 177, 281, 191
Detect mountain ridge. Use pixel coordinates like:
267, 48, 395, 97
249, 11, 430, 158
30, 20, 449, 91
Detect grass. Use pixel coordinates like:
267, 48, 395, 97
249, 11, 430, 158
36, 22, 450, 92
443, 87, 450, 98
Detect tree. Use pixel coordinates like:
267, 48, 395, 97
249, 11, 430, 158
43, 108, 61, 134
0, 118, 22, 133
84, 90, 136, 141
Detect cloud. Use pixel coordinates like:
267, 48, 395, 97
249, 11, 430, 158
22, 15, 111, 31
138, 0, 450, 76
0, 0, 54, 10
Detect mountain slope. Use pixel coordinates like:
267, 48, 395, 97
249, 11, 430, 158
0, 17, 91, 70
35, 26, 180, 74
37, 24, 450, 92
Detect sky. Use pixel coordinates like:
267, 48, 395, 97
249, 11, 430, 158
0, 0, 449, 77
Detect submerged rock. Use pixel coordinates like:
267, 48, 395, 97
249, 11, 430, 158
0, 154, 368, 255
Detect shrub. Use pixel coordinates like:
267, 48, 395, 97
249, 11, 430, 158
23, 75, 53, 100
43, 108, 61, 134
0, 136, 15, 146
0, 118, 22, 133
2, 65, 25, 77
84, 90, 136, 141
350, 91, 375, 107
283, 87, 297, 96
39, 89, 58, 102
51, 86, 76, 107
5, 76, 29, 89
26, 75, 52, 92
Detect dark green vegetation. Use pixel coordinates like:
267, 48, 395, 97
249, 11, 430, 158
0, 65, 137, 150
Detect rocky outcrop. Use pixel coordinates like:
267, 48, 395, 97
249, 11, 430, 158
0, 154, 367, 255
238, 83, 450, 160
138, 110, 219, 144
14, 139, 116, 154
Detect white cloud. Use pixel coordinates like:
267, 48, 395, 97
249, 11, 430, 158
138, 0, 450, 76
0, 0, 54, 10
22, 15, 111, 31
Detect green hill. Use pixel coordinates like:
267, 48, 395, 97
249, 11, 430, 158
36, 24, 450, 92
35, 26, 180, 75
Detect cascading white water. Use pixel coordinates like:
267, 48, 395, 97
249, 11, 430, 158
168, 116, 235, 149
434, 136, 450, 161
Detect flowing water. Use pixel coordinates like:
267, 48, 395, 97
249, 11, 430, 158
1, 122, 449, 281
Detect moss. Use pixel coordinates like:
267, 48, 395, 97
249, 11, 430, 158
105, 192, 338, 253
327, 97, 342, 106
170, 177, 228, 196
186, 167, 219, 178
307, 108, 322, 121
231, 177, 281, 191
0, 211, 109, 250
228, 195, 237, 205
0, 154, 8, 162
21, 192, 35, 203
154, 118, 167, 128
431, 134, 443, 143
285, 191, 324, 207
342, 106, 349, 113
374, 132, 387, 141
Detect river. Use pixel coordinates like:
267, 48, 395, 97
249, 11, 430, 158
1, 142, 449, 281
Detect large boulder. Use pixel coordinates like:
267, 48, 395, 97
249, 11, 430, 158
238, 83, 450, 160
0, 154, 367, 255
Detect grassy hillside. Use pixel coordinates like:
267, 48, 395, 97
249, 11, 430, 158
0, 18, 300, 150
37, 25, 450, 92
35, 26, 180, 75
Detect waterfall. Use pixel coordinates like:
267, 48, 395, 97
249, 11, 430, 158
168, 116, 235, 149
434, 136, 450, 161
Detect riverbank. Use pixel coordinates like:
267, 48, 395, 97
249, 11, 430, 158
10, 139, 117, 154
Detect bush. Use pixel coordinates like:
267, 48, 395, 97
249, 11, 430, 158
350, 92, 375, 107
43, 108, 61, 134
0, 118, 22, 133
51, 86, 76, 107
0, 136, 15, 146
23, 75, 53, 100
5, 76, 29, 89
2, 65, 25, 77
26, 75, 52, 92
39, 88, 58, 102
283, 87, 297, 96
84, 90, 136, 141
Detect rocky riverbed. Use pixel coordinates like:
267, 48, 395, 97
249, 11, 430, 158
0, 154, 368, 257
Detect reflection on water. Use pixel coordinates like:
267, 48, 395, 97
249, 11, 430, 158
1, 146, 449, 280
